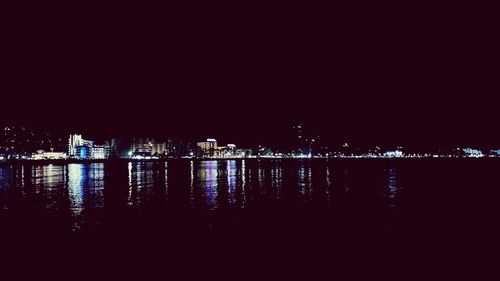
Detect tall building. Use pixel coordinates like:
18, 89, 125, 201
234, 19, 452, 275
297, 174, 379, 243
195, 139, 242, 158
68, 134, 98, 159
131, 138, 152, 154
129, 138, 167, 156
165, 139, 192, 158
290, 123, 317, 157
151, 142, 166, 156
107, 138, 131, 159
292, 123, 307, 155
197, 138, 217, 157
293, 123, 304, 142
197, 138, 217, 151
68, 134, 83, 157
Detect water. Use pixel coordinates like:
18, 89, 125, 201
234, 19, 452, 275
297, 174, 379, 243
1, 159, 498, 276
0, 159, 497, 243
1, 158, 497, 237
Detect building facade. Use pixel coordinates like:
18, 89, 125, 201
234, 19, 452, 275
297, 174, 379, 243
68, 134, 104, 159
130, 138, 167, 156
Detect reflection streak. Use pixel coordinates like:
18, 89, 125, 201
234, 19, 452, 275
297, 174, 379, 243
68, 164, 84, 221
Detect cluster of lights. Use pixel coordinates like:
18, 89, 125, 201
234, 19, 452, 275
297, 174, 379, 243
2, 150, 500, 161
3, 131, 500, 161
129, 155, 160, 160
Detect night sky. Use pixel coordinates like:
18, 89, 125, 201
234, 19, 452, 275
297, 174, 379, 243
2, 3, 499, 148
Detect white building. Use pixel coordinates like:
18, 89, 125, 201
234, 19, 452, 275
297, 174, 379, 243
91, 145, 106, 159
384, 150, 404, 158
197, 138, 218, 151
32, 151, 67, 160
68, 134, 82, 157
463, 148, 484, 158
130, 138, 167, 156
68, 134, 101, 159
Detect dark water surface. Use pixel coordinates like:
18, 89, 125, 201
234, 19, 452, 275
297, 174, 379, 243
1, 159, 498, 235
1, 159, 498, 276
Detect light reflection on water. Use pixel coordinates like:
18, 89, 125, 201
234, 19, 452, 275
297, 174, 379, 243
227, 160, 237, 205
68, 163, 84, 218
326, 166, 332, 205
386, 166, 399, 224
128, 162, 156, 207
67, 163, 105, 230
0, 160, 406, 232
200, 160, 218, 210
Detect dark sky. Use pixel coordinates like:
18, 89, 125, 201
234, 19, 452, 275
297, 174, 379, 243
2, 3, 499, 148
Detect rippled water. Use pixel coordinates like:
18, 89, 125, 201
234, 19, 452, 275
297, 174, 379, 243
0, 159, 498, 239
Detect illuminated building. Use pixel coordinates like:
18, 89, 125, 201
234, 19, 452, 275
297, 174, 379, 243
195, 140, 246, 158
152, 142, 166, 156
91, 145, 106, 159
131, 138, 153, 154
108, 138, 130, 158
490, 150, 500, 157
68, 134, 94, 158
68, 134, 82, 157
197, 138, 218, 157
68, 134, 107, 159
383, 150, 404, 158
76, 146, 91, 159
130, 138, 167, 156
197, 138, 217, 151
31, 150, 67, 160
217, 144, 237, 158
462, 148, 484, 158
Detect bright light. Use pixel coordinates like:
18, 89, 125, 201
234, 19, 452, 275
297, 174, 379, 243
128, 151, 133, 157
207, 138, 217, 142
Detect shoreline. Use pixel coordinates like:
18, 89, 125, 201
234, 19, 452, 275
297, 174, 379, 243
0, 157, 499, 166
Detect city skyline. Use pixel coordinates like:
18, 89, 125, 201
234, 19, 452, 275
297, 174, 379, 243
0, 122, 500, 150
3, 91, 499, 148
2, 3, 499, 150
2, 124, 499, 161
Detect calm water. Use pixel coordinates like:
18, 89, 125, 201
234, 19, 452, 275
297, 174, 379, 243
0, 159, 498, 241
1, 158, 499, 277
